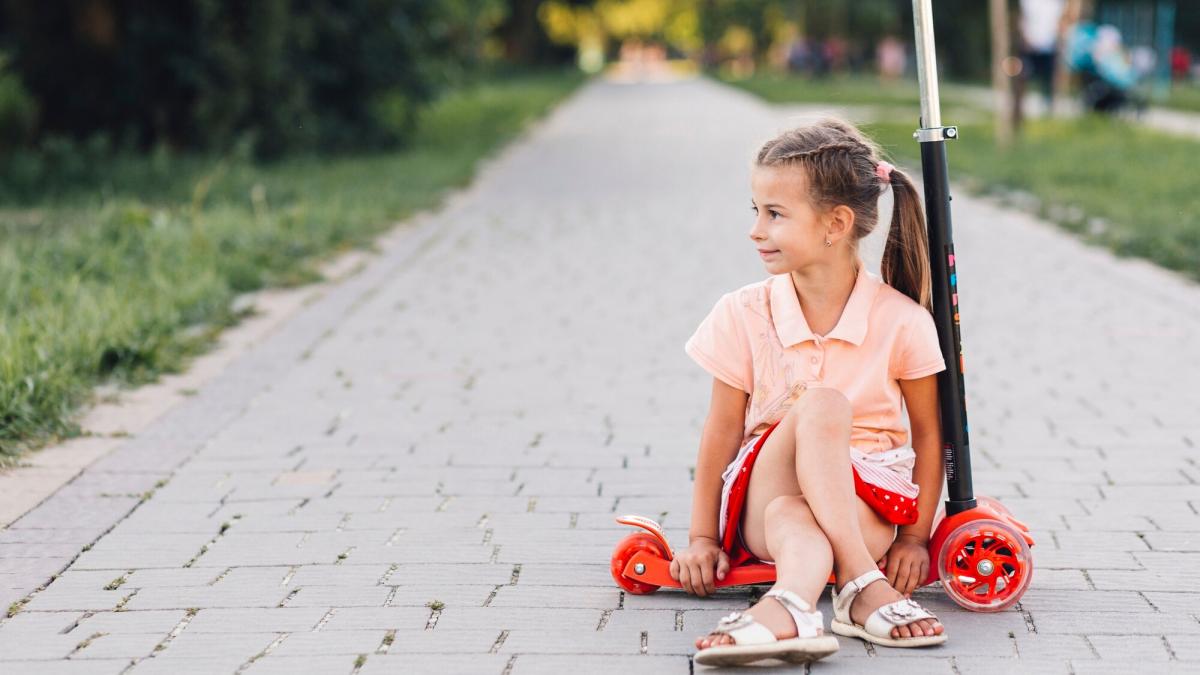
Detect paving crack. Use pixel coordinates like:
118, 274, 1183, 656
376, 629, 396, 654
1162, 635, 1179, 660
489, 629, 510, 653
1015, 602, 1037, 633
278, 588, 301, 607
313, 608, 337, 631
148, 607, 198, 656
67, 631, 106, 659
424, 602, 443, 629
105, 571, 132, 591
114, 589, 138, 612
60, 611, 95, 635
280, 566, 298, 586
237, 633, 289, 673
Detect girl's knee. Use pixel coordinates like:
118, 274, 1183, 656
787, 387, 852, 429
764, 494, 816, 525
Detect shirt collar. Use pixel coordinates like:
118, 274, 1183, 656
770, 256, 880, 347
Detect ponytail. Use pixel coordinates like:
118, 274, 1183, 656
880, 169, 933, 312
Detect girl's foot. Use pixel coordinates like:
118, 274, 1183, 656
840, 573, 943, 638
695, 589, 824, 649
693, 588, 839, 666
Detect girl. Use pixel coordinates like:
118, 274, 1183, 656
674, 118, 949, 667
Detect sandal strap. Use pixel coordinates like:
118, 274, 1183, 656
763, 588, 823, 638
710, 610, 777, 645
863, 598, 938, 639
830, 568, 887, 622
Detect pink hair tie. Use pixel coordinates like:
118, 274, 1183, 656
875, 161, 894, 182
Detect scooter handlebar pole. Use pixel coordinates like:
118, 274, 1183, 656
911, 0, 976, 516
913, 0, 942, 129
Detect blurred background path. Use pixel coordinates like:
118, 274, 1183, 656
1, 74, 1199, 674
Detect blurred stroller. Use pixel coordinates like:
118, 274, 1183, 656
1064, 22, 1147, 115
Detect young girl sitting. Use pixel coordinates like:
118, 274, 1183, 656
674, 118, 949, 667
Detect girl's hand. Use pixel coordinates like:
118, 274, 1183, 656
669, 537, 731, 597
884, 534, 930, 596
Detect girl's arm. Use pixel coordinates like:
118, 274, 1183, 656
888, 373, 944, 592
688, 377, 749, 545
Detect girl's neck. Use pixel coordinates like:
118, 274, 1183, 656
788, 255, 860, 336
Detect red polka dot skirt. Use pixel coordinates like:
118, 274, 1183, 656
720, 419, 920, 568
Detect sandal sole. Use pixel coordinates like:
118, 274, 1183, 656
693, 636, 840, 666
830, 619, 947, 648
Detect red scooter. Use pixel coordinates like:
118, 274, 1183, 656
610, 0, 1034, 613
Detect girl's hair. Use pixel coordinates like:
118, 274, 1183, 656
754, 117, 932, 311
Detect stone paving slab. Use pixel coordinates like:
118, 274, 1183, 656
2, 75, 1200, 673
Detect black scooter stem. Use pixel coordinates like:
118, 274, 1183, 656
911, 0, 976, 515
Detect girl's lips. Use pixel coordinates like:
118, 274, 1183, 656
758, 249, 780, 259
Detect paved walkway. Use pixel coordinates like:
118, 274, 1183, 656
2, 76, 1199, 674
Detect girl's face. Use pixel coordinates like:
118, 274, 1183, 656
749, 165, 830, 274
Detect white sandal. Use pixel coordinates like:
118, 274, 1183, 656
693, 587, 840, 667
829, 569, 947, 648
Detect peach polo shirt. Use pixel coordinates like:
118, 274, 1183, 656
684, 257, 947, 454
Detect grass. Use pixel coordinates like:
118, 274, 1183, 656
720, 72, 1200, 282
719, 72, 974, 109
1162, 82, 1200, 113
0, 69, 586, 462
866, 115, 1199, 279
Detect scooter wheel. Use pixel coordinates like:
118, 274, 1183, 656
610, 532, 670, 595
938, 518, 1032, 612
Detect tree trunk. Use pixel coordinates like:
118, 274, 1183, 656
990, 0, 1014, 148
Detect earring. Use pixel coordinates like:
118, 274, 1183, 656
824, 239, 832, 247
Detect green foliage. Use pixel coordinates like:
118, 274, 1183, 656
0, 69, 585, 461
0, 1, 514, 157
1164, 83, 1200, 114
0, 53, 36, 151
866, 115, 1200, 281
722, 72, 952, 107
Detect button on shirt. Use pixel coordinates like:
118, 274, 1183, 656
684, 256, 947, 454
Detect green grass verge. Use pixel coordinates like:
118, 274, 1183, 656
718, 72, 974, 109
1162, 82, 1200, 113
721, 73, 1199, 282
867, 115, 1199, 281
0, 69, 587, 462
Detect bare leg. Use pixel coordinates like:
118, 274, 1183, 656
696, 495, 834, 649
788, 389, 943, 639
697, 388, 936, 649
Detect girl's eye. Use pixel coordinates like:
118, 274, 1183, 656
750, 207, 780, 219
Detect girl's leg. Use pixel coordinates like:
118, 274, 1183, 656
697, 494, 838, 649
698, 388, 939, 649
779, 388, 942, 639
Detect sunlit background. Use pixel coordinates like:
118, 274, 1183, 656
1, 0, 1196, 464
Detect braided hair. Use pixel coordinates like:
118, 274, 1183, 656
755, 118, 932, 311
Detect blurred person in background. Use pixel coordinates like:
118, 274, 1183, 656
1016, 0, 1068, 125
877, 34, 906, 83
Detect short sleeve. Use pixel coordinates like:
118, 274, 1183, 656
895, 306, 946, 380
684, 291, 754, 394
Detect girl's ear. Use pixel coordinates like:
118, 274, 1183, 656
827, 204, 856, 242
